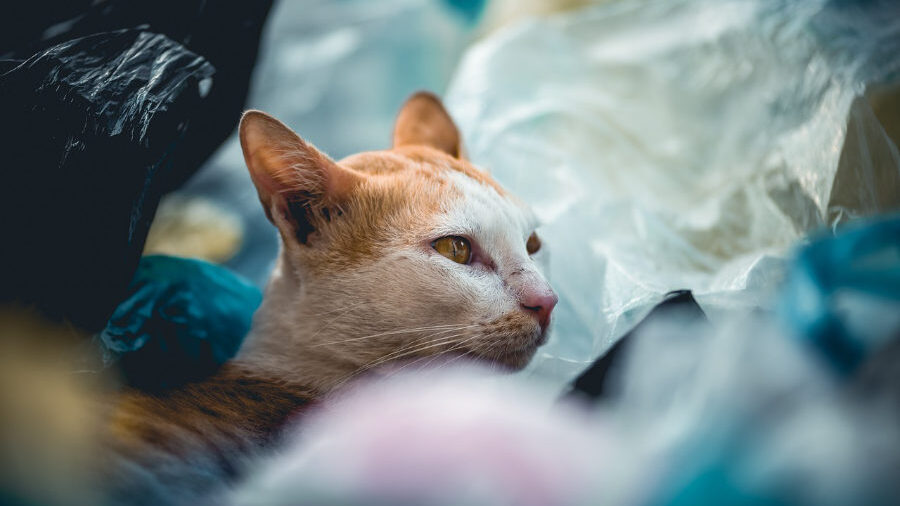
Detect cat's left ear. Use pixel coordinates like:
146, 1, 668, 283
392, 91, 465, 159
240, 111, 363, 245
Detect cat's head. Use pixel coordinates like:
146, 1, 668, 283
238, 92, 556, 380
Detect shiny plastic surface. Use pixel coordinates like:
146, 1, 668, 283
444, 0, 900, 385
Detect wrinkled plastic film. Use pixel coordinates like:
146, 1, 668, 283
444, 0, 900, 385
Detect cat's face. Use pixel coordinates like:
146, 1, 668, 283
239, 93, 556, 376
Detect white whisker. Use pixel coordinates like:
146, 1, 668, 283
311, 324, 477, 348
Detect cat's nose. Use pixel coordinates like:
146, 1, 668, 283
520, 289, 558, 331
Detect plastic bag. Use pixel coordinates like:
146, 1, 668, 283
0, 0, 272, 331
779, 214, 900, 375
0, 29, 214, 331
444, 0, 900, 386
95, 255, 262, 391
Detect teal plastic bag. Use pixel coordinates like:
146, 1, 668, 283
779, 215, 900, 374
97, 255, 262, 390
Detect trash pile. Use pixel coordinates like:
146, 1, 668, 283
2, 0, 899, 504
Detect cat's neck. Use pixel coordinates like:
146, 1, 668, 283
234, 258, 364, 394
234, 339, 360, 395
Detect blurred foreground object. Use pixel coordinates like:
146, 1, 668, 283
230, 367, 612, 506
94, 255, 262, 391
445, 0, 900, 386
0, 311, 104, 506
780, 214, 900, 376
567, 290, 707, 402
0, 0, 272, 331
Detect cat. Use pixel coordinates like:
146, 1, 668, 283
104, 92, 557, 504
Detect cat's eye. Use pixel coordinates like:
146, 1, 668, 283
526, 232, 541, 255
432, 236, 472, 264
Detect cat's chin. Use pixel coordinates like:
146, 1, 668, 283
474, 341, 541, 371
492, 348, 538, 370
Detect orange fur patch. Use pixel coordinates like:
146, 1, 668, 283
294, 145, 509, 269
106, 364, 314, 481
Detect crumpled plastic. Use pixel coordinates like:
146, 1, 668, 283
0, 29, 214, 331
95, 255, 262, 391
601, 212, 900, 505
444, 0, 900, 387
0, 0, 272, 331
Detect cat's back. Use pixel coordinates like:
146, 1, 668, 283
104, 364, 316, 505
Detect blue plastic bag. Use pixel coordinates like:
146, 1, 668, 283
98, 255, 262, 390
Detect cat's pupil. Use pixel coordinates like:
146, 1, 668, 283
526, 232, 541, 255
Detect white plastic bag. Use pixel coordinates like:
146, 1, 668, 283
445, 0, 900, 386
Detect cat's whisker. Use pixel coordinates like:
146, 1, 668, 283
386, 332, 485, 376
359, 333, 470, 369
312, 325, 468, 350
306, 302, 372, 342
347, 323, 491, 381
329, 332, 471, 391
311, 324, 477, 348
437, 342, 481, 370
384, 326, 476, 350
309, 301, 370, 318
346, 330, 475, 380
443, 349, 477, 369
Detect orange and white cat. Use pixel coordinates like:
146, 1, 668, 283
106, 92, 556, 504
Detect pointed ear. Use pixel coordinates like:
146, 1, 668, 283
239, 110, 362, 245
392, 91, 464, 158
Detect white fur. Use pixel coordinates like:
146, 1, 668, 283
235, 168, 552, 393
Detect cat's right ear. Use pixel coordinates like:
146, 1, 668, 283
393, 92, 464, 158
239, 111, 362, 245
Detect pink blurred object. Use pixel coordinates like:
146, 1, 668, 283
230, 365, 619, 506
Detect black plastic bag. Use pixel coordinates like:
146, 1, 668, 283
0, 29, 214, 330
0, 0, 272, 331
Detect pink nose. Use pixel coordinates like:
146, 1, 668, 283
520, 289, 558, 331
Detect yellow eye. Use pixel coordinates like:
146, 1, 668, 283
526, 232, 541, 255
432, 236, 472, 264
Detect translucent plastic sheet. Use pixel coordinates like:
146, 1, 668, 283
444, 0, 900, 386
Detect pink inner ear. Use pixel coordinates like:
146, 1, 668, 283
244, 148, 284, 200
241, 110, 357, 201
239, 110, 367, 242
